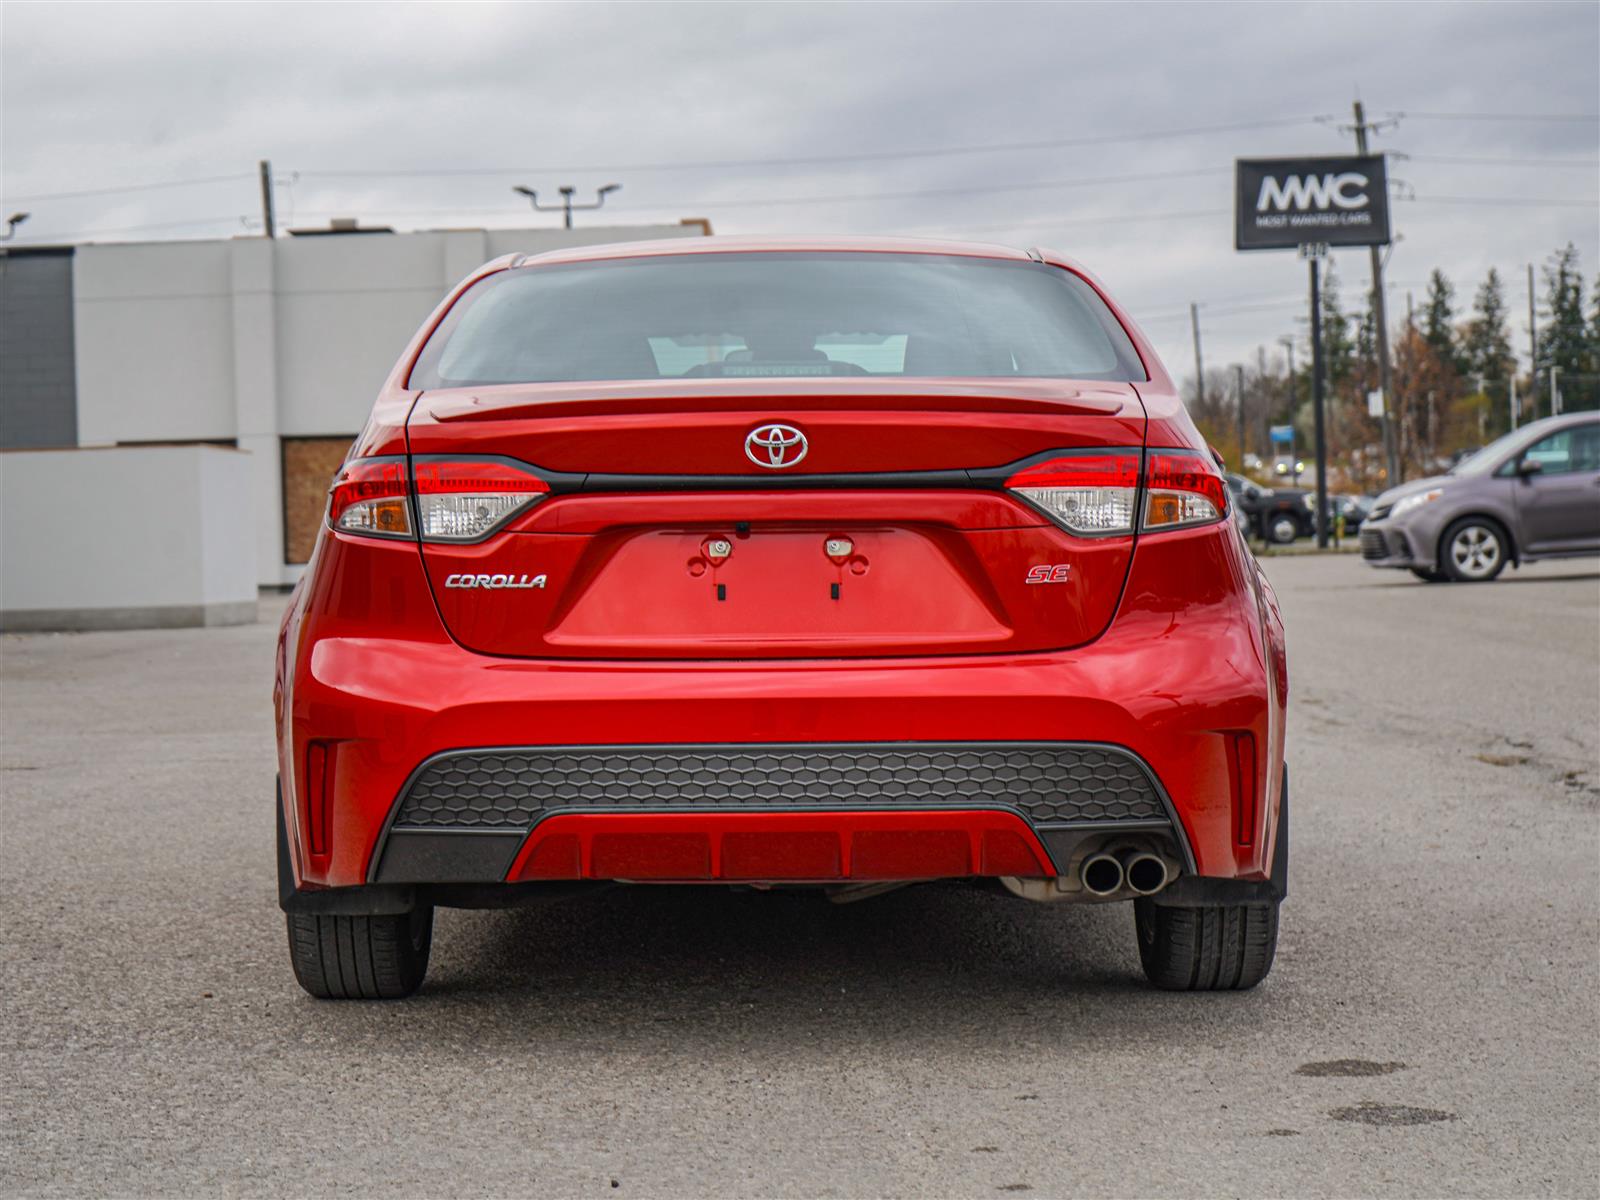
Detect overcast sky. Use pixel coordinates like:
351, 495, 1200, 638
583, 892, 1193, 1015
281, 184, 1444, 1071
4, 1, 1596, 381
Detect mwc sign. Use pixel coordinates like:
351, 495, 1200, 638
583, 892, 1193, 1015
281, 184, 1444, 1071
1235, 156, 1391, 250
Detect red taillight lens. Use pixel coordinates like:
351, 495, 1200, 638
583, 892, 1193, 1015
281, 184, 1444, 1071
413, 458, 550, 542
327, 458, 411, 538
1005, 449, 1227, 537
1005, 453, 1141, 535
327, 457, 552, 543
1144, 450, 1229, 532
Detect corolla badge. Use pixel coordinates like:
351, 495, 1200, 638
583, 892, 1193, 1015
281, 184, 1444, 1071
443, 573, 546, 589
745, 423, 808, 469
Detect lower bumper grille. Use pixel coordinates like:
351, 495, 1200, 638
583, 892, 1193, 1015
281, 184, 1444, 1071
390, 742, 1169, 831
1361, 528, 1410, 560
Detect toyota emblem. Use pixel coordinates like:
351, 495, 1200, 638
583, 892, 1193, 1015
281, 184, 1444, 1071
744, 423, 808, 469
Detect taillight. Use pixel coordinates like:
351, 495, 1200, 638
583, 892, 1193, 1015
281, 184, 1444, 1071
1005, 449, 1227, 536
1144, 450, 1228, 532
1005, 453, 1141, 535
327, 456, 551, 542
413, 458, 550, 541
328, 458, 411, 538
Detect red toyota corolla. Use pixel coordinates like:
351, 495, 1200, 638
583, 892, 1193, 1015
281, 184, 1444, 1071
275, 237, 1288, 999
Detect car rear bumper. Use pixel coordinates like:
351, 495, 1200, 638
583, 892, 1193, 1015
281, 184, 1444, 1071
367, 740, 1195, 885
278, 524, 1285, 897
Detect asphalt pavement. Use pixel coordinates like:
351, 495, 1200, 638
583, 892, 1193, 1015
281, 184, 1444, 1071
3, 555, 1597, 1198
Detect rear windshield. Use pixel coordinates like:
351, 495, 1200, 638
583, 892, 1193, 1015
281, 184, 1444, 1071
409, 252, 1146, 387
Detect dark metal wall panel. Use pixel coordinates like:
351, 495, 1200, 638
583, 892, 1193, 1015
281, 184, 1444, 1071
0, 249, 78, 449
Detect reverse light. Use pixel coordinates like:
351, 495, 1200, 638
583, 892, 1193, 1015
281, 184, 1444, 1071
1143, 450, 1229, 531
1005, 450, 1228, 536
412, 458, 550, 541
327, 456, 552, 542
1005, 453, 1141, 535
328, 458, 411, 538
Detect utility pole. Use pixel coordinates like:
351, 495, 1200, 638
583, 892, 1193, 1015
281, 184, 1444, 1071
1350, 101, 1400, 486
1279, 335, 1298, 482
1509, 375, 1519, 431
1551, 365, 1562, 415
1304, 244, 1330, 549
1527, 263, 1539, 419
258, 159, 276, 239
1190, 303, 1205, 408
1234, 363, 1246, 467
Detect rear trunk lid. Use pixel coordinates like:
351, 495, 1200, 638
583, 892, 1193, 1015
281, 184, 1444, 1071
407, 381, 1146, 659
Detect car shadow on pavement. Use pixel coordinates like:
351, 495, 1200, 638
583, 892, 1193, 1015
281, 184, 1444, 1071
321, 883, 1281, 1051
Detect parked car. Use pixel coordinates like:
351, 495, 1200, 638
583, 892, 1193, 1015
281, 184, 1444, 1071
1360, 412, 1600, 581
1227, 473, 1314, 543
1336, 494, 1373, 533
276, 237, 1289, 998
1308, 493, 1372, 537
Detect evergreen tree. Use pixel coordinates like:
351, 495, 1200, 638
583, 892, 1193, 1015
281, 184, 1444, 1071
1462, 268, 1515, 384
1537, 243, 1588, 379
1588, 275, 1600, 374
1421, 269, 1461, 372
1319, 264, 1355, 387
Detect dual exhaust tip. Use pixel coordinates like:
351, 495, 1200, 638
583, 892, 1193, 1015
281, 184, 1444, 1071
1081, 849, 1170, 897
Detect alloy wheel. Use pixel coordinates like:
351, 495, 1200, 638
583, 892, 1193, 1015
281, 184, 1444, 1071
1449, 524, 1501, 579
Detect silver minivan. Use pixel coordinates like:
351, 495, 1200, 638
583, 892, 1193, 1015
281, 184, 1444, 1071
1360, 412, 1600, 582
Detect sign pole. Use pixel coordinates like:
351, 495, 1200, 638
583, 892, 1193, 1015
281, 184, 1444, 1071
1304, 244, 1330, 549
1234, 155, 1389, 538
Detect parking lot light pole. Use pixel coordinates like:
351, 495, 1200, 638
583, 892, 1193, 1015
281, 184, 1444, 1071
512, 183, 621, 229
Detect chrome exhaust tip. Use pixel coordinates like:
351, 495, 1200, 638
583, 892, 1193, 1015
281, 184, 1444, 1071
1123, 851, 1170, 896
1081, 852, 1125, 897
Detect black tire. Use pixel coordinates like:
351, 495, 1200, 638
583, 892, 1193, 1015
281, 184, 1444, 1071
1134, 898, 1279, 990
286, 907, 434, 999
1266, 515, 1299, 545
1438, 516, 1509, 582
1409, 567, 1450, 583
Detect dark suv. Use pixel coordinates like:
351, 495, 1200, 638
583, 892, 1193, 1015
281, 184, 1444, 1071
1225, 474, 1314, 543
1360, 413, 1600, 581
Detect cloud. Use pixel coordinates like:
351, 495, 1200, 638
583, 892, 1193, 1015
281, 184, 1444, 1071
3, 0, 1595, 376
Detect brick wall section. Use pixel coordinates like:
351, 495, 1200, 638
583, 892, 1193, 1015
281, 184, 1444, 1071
0, 248, 78, 448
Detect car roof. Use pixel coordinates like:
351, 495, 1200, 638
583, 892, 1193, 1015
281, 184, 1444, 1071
506, 234, 1039, 271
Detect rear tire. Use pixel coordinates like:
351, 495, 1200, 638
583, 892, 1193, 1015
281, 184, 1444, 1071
286, 907, 434, 999
1409, 567, 1449, 583
1134, 898, 1279, 990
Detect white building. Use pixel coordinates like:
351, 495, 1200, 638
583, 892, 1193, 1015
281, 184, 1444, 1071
0, 220, 708, 619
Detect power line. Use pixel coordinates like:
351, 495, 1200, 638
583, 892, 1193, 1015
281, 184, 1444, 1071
1388, 110, 1600, 123
287, 116, 1324, 179
1406, 153, 1600, 168
278, 166, 1231, 219
2, 173, 254, 204
926, 208, 1229, 235
1405, 194, 1598, 208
